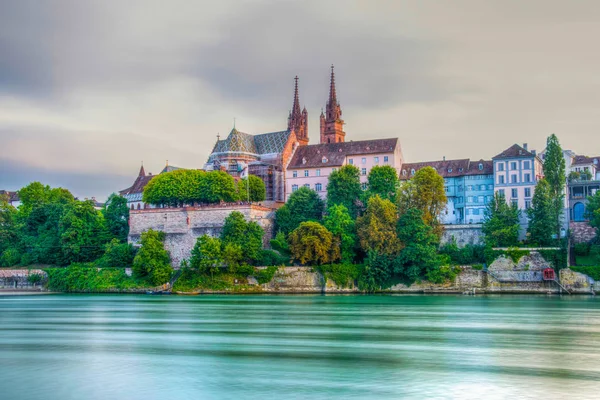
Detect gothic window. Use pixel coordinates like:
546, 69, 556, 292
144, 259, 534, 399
137, 204, 141, 210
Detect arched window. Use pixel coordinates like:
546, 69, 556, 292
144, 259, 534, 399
411, 169, 415, 175
130, 204, 134, 210
137, 204, 141, 210
573, 202, 586, 222
479, 163, 483, 170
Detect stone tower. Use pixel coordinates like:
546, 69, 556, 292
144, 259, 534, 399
287, 76, 309, 146
320, 65, 345, 144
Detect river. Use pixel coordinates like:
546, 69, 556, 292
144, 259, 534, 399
1, 294, 599, 399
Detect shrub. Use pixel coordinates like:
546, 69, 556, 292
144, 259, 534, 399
255, 266, 278, 284
46, 263, 144, 292
0, 248, 21, 267
571, 266, 600, 281
27, 272, 44, 284
426, 265, 461, 284
256, 249, 289, 266
317, 263, 363, 288
574, 242, 591, 256
132, 230, 173, 285
96, 239, 136, 268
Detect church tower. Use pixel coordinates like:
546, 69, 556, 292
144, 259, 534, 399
287, 76, 309, 146
320, 65, 345, 144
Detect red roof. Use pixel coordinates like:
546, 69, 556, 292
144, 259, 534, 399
493, 144, 535, 159
572, 155, 600, 166
399, 159, 492, 180
0, 190, 19, 202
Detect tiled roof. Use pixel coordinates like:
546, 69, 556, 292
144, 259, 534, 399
0, 190, 19, 202
399, 159, 493, 180
211, 128, 292, 156
120, 175, 154, 196
287, 138, 398, 169
161, 165, 182, 173
493, 144, 534, 159
572, 155, 600, 166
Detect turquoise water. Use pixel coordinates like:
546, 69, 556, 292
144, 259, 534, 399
1, 294, 600, 399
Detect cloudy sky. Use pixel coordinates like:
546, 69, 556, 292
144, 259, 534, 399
1, 0, 599, 200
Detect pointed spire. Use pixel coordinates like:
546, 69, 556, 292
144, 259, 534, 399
139, 162, 146, 177
329, 64, 337, 105
292, 75, 301, 116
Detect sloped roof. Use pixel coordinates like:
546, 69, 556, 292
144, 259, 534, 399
0, 190, 19, 202
493, 144, 535, 159
211, 128, 292, 156
161, 165, 183, 173
287, 138, 399, 169
399, 159, 493, 180
119, 175, 154, 196
572, 155, 600, 166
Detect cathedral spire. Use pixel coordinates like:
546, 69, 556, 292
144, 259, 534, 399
292, 76, 301, 116
329, 65, 337, 106
320, 65, 345, 144
287, 75, 309, 146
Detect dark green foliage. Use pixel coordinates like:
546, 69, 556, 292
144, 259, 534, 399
359, 251, 395, 292
426, 265, 461, 284
270, 231, 291, 258
256, 249, 289, 266
103, 194, 130, 242
571, 266, 600, 281
96, 239, 136, 268
275, 187, 324, 235
221, 211, 264, 263
574, 243, 591, 256
132, 229, 173, 285
59, 200, 109, 264
395, 208, 440, 284
189, 235, 223, 273
542, 134, 566, 242
527, 179, 554, 246
317, 263, 364, 288
236, 176, 267, 202
324, 204, 357, 263
539, 247, 568, 271
256, 266, 279, 284
482, 192, 521, 247
17, 182, 74, 217
438, 240, 486, 265
366, 165, 398, 201
586, 191, 600, 235
327, 165, 362, 218
0, 195, 18, 256
203, 171, 238, 203
0, 248, 21, 267
46, 263, 145, 292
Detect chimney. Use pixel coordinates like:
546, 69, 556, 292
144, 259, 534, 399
523, 143, 528, 150
443, 156, 446, 161
532, 150, 537, 156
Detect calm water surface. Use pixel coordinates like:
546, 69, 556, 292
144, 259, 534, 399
1, 294, 600, 399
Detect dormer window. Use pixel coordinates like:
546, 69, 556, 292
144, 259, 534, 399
322, 156, 328, 163
458, 168, 463, 172
479, 163, 483, 170
448, 168, 452, 173
411, 169, 415, 175
302, 157, 307, 165
402, 170, 407, 176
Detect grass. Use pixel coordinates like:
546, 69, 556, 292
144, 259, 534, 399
576, 254, 599, 267
45, 264, 149, 292
571, 266, 600, 281
172, 268, 262, 292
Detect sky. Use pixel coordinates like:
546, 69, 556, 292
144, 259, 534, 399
1, 0, 599, 200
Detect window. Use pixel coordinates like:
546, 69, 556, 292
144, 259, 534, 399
488, 184, 493, 190
467, 196, 473, 203
304, 184, 310, 188
524, 173, 531, 183
362, 157, 366, 164
384, 156, 389, 163
478, 163, 483, 170
292, 185, 298, 192
304, 170, 309, 177
510, 175, 517, 183
473, 196, 478, 203
511, 200, 518, 207
445, 186, 449, 193
498, 163, 505, 171
499, 176, 505, 184
411, 169, 415, 175
322, 156, 328, 163
525, 188, 531, 197
478, 196, 484, 203
525, 200, 531, 209
315, 183, 322, 192
349, 159, 354, 165
467, 185, 473, 191
316, 169, 321, 177
480, 185, 486, 191
498, 189, 505, 197
402, 170, 407, 176
332, 168, 337, 172
361, 182, 367, 190
523, 161, 530, 169
510, 162, 517, 170
448, 168, 453, 173
473, 208, 480, 216
374, 157, 379, 163
458, 185, 463, 191
302, 157, 307, 164
511, 188, 518, 198
361, 168, 367, 176
292, 171, 297, 178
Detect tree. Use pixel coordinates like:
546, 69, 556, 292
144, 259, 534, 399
288, 221, 338, 265
190, 235, 223, 274
323, 204, 356, 263
396, 208, 440, 283
236, 176, 266, 202
132, 229, 173, 285
17, 182, 74, 217
97, 238, 136, 268
356, 195, 400, 255
202, 171, 238, 203
103, 194, 130, 242
275, 187, 324, 235
482, 192, 521, 247
397, 166, 447, 234
543, 134, 566, 242
366, 165, 398, 201
0, 194, 18, 256
586, 191, 600, 233
327, 165, 362, 218
527, 179, 554, 246
221, 211, 264, 262
59, 200, 109, 264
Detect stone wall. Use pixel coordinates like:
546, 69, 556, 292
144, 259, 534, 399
441, 224, 484, 247
129, 205, 275, 268
0, 269, 47, 290
570, 221, 597, 243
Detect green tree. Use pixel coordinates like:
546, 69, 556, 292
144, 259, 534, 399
202, 171, 238, 203
17, 182, 74, 217
96, 238, 136, 268
0, 194, 18, 256
327, 165, 362, 217
527, 179, 554, 246
275, 187, 324, 235
289, 221, 338, 265
236, 175, 266, 202
543, 134, 566, 242
20, 202, 71, 265
103, 194, 130, 242
323, 204, 356, 263
586, 190, 600, 233
132, 229, 173, 285
221, 211, 264, 262
190, 235, 223, 275
397, 166, 447, 234
366, 165, 398, 201
396, 208, 440, 284
356, 195, 400, 255
482, 192, 521, 247
59, 200, 109, 264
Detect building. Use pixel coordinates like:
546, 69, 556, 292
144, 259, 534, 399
0, 190, 20, 208
119, 163, 182, 210
399, 159, 494, 224
204, 77, 307, 202
285, 66, 402, 200
567, 154, 600, 222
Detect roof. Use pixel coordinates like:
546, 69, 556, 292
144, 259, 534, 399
120, 174, 154, 196
399, 159, 493, 180
161, 165, 182, 173
572, 155, 600, 166
287, 138, 399, 169
0, 190, 19, 202
211, 128, 292, 156
493, 144, 535, 159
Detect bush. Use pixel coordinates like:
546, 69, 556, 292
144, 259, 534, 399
256, 249, 289, 266
571, 266, 600, 281
96, 239, 136, 268
255, 266, 278, 284
539, 249, 568, 270
317, 263, 363, 288
27, 272, 44, 284
46, 263, 144, 292
574, 243, 591, 256
439, 241, 485, 265
426, 265, 461, 284
0, 248, 21, 267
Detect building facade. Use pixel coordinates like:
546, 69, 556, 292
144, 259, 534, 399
119, 163, 182, 210
567, 154, 600, 222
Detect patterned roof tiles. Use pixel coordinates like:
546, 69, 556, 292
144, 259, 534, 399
211, 128, 292, 156
399, 159, 493, 180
